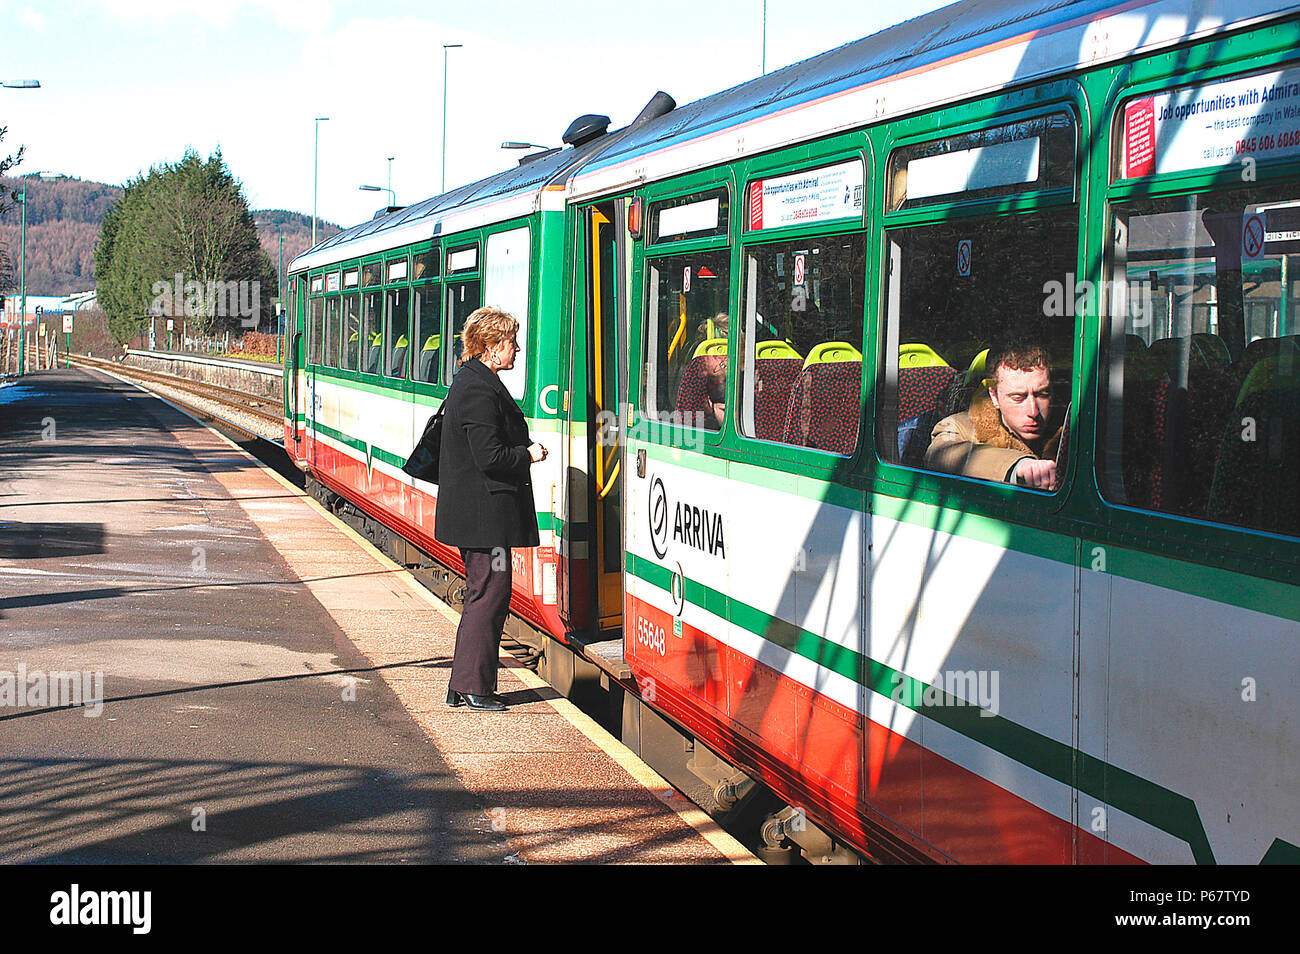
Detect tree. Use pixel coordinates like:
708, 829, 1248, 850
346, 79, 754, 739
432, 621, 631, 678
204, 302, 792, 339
0, 124, 24, 295
95, 149, 277, 343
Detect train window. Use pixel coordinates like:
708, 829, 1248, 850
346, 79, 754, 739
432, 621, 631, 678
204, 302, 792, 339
343, 268, 359, 290
413, 284, 440, 383
310, 276, 323, 294
384, 287, 410, 378
387, 257, 408, 284
447, 245, 478, 273
888, 112, 1076, 213
413, 249, 439, 281
875, 206, 1079, 487
642, 250, 731, 430
362, 262, 382, 287
445, 280, 482, 379
308, 297, 323, 365
1101, 184, 1300, 537
485, 227, 531, 399
738, 232, 867, 454
361, 289, 383, 374
650, 188, 730, 243
341, 292, 361, 371
323, 297, 340, 369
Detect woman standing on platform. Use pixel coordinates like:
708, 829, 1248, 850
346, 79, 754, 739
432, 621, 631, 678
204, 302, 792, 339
434, 306, 547, 711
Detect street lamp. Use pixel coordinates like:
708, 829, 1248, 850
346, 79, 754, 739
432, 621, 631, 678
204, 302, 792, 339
359, 184, 396, 207
313, 116, 329, 247
3, 76, 39, 375
442, 44, 462, 193
17, 171, 60, 376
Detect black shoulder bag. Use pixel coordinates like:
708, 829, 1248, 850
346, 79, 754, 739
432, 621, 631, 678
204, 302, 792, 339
402, 403, 447, 484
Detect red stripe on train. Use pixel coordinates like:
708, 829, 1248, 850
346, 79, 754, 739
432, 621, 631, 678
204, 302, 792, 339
625, 594, 1142, 864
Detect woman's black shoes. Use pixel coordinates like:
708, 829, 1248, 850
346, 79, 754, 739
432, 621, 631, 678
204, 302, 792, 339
446, 689, 507, 711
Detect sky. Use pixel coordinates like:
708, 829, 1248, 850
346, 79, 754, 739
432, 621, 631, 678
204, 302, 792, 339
3, 0, 956, 230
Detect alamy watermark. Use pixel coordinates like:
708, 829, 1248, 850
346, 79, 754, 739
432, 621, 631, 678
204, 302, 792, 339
150, 272, 261, 328
1042, 273, 1157, 322
596, 401, 712, 454
891, 669, 1000, 717
0, 665, 104, 717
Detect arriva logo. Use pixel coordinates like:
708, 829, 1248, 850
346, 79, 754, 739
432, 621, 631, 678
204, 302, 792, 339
649, 475, 669, 559
646, 474, 726, 561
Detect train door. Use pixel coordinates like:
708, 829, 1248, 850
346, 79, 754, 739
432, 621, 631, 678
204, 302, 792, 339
306, 292, 321, 470
287, 276, 305, 456
560, 200, 627, 637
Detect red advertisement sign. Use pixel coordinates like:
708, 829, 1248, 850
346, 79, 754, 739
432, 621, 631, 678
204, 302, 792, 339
1124, 97, 1156, 178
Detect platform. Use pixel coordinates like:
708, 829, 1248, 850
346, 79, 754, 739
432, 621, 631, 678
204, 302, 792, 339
0, 369, 752, 864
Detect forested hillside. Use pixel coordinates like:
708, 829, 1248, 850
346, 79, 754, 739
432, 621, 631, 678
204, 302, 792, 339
0, 175, 119, 295
0, 175, 341, 297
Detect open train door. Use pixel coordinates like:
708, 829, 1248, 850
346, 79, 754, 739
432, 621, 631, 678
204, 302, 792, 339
285, 275, 305, 457
557, 199, 628, 638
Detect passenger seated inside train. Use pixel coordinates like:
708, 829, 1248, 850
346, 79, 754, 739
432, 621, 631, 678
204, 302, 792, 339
924, 341, 1064, 490
701, 353, 726, 430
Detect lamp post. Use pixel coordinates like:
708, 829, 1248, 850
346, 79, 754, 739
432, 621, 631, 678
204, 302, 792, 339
313, 116, 329, 246
386, 155, 395, 203
4, 77, 40, 375
359, 183, 396, 207
442, 44, 462, 193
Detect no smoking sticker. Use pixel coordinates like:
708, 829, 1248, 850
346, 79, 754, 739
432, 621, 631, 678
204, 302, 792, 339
957, 239, 972, 276
1242, 213, 1266, 261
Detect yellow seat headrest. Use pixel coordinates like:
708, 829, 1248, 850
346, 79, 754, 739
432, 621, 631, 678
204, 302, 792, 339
804, 341, 862, 366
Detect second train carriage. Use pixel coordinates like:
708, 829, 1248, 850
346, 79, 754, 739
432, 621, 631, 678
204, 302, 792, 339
286, 0, 1300, 864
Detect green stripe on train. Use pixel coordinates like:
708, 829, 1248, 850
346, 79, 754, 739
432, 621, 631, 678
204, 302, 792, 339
633, 440, 1300, 624
307, 419, 577, 535
627, 551, 1216, 863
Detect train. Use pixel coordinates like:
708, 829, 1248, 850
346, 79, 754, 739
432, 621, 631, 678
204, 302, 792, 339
284, 0, 1300, 863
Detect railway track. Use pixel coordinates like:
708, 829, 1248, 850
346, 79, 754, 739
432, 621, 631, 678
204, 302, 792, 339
71, 353, 283, 428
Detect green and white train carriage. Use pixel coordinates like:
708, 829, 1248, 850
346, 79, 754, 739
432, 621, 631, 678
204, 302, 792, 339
289, 0, 1300, 864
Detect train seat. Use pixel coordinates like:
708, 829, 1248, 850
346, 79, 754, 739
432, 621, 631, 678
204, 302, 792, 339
803, 341, 862, 366
896, 364, 958, 464
672, 354, 725, 430
692, 337, 728, 358
1208, 372, 1300, 534
1192, 332, 1231, 368
1118, 351, 1180, 512
755, 340, 801, 360
782, 360, 861, 454
365, 333, 383, 375
899, 342, 949, 368
418, 335, 441, 382
752, 357, 804, 441
388, 334, 409, 377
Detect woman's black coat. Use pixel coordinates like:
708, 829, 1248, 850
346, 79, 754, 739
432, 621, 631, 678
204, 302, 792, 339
433, 358, 541, 550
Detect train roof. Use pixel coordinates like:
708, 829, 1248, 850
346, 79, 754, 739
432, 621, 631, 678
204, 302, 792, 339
292, 0, 1299, 273
295, 135, 607, 270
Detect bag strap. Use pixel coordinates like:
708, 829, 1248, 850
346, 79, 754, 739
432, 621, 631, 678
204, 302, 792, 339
421, 402, 447, 438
